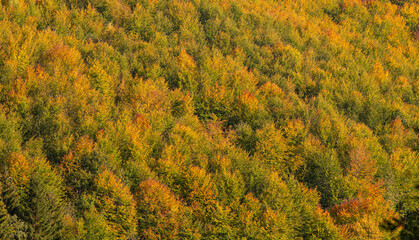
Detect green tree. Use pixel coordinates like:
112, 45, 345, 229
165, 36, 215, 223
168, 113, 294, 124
0, 187, 27, 240
2, 154, 67, 240
94, 169, 137, 239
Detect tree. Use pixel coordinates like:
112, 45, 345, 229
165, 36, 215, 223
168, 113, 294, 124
2, 154, 67, 240
329, 182, 400, 239
135, 179, 195, 239
94, 169, 137, 239
0, 187, 27, 240
254, 123, 303, 175
0, 110, 22, 165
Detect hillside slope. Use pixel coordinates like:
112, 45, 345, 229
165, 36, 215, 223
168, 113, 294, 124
0, 0, 418, 239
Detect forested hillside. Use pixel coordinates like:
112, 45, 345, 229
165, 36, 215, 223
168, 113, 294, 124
0, 0, 418, 239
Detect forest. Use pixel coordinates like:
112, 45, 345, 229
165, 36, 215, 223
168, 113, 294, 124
0, 0, 418, 239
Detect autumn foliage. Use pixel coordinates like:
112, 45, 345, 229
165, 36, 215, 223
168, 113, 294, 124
0, 0, 418, 239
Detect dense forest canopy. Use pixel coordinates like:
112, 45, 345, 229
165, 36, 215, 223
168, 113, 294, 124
0, 0, 418, 239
